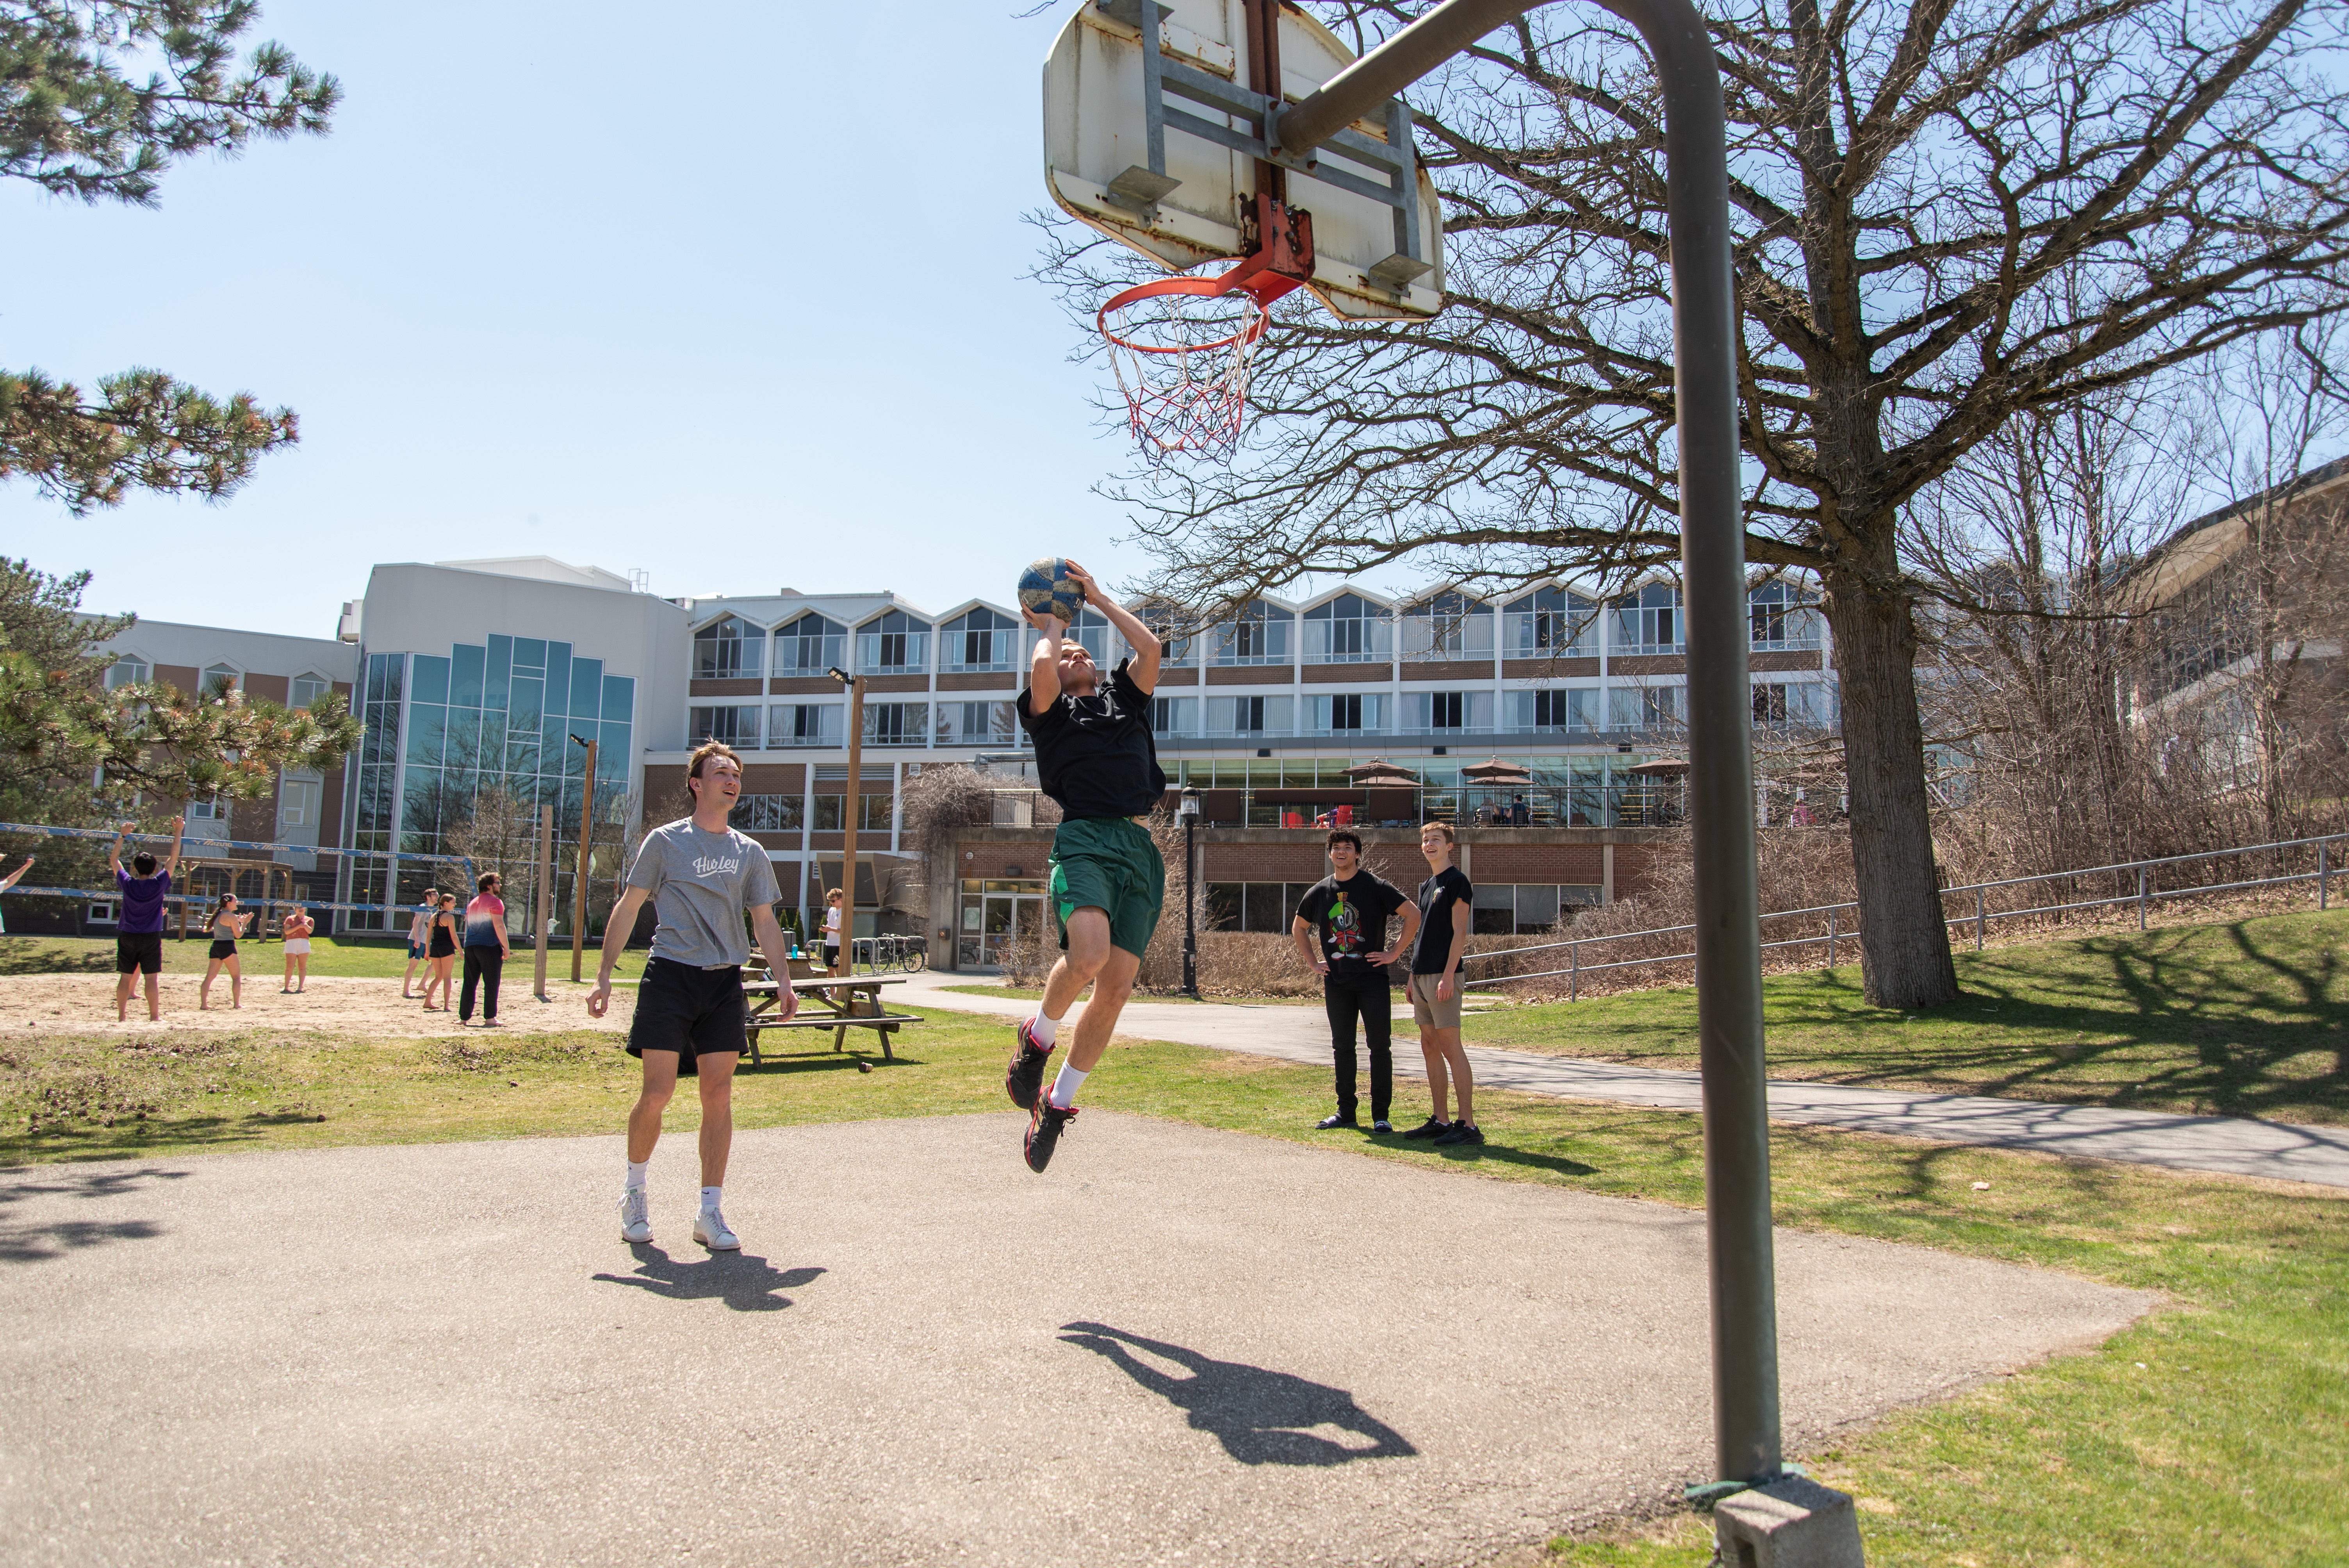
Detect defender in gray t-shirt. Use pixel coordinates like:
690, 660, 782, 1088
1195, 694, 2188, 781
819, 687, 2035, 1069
589, 744, 798, 1253
627, 819, 782, 969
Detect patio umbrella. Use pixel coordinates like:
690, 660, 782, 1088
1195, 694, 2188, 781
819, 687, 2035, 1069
1624, 759, 1691, 778
1345, 757, 1421, 787
1459, 755, 1534, 785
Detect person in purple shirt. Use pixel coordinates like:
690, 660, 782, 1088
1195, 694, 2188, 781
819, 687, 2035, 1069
109, 817, 185, 1023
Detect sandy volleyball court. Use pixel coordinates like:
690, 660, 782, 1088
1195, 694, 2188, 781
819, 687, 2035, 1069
0, 971, 637, 1039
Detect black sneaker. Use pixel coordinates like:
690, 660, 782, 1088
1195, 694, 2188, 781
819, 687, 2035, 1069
1005, 1019, 1054, 1110
1316, 1113, 1358, 1130
1372, 1119, 1394, 1134
1402, 1117, 1451, 1140
1025, 1099, 1078, 1173
1433, 1121, 1485, 1147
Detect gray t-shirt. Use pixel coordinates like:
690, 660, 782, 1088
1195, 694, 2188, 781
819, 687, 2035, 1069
626, 819, 782, 969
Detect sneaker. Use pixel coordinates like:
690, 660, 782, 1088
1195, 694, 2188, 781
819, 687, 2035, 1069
693, 1207, 741, 1250
619, 1187, 651, 1244
1372, 1119, 1394, 1134
1005, 1019, 1055, 1110
1024, 1098, 1079, 1173
1433, 1121, 1485, 1147
1402, 1117, 1452, 1140
1316, 1113, 1358, 1130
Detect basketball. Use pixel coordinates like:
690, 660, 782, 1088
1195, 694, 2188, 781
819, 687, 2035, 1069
1018, 557, 1085, 625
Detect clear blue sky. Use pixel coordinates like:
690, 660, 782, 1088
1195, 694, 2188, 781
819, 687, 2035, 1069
1, 1, 1151, 634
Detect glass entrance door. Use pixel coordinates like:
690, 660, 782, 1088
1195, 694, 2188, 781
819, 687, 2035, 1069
959, 879, 1046, 969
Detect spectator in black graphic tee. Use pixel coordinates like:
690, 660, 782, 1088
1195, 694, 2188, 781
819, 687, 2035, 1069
1292, 830, 1419, 1133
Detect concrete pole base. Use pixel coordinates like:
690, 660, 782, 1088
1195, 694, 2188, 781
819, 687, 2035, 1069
1713, 1476, 1867, 1567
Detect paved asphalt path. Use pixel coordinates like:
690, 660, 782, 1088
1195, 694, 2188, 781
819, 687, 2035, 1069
899, 971, 2349, 1189
2, 1117, 2149, 1568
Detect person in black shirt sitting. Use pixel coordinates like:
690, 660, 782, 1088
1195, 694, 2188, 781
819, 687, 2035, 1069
1004, 561, 1166, 1174
1292, 829, 1419, 1133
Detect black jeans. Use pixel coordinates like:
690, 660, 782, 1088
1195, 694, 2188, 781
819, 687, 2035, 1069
1324, 969, 1393, 1122
460, 948, 504, 1022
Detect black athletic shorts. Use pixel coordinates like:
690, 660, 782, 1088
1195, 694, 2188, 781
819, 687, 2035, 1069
208, 939, 237, 961
115, 932, 164, 975
626, 956, 746, 1077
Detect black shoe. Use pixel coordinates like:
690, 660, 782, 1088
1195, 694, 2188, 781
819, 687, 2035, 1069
1316, 1113, 1358, 1130
1433, 1121, 1485, 1146
1402, 1117, 1451, 1140
1005, 1019, 1054, 1110
1372, 1119, 1394, 1134
1025, 1098, 1078, 1173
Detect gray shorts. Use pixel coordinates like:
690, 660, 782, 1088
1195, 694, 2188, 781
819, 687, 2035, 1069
1406, 972, 1461, 1030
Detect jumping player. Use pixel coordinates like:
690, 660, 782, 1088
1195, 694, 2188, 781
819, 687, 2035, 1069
589, 742, 798, 1249
109, 818, 185, 1023
1004, 561, 1164, 1173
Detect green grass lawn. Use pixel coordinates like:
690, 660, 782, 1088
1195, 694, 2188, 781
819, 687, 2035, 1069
0, 1005, 2341, 1564
1470, 908, 2349, 1126
0, 932, 661, 983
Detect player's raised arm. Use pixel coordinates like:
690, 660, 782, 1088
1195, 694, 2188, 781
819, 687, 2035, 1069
1024, 609, 1067, 714
1063, 561, 1160, 693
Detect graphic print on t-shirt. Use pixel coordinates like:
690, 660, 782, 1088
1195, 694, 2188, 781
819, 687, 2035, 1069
1327, 891, 1363, 956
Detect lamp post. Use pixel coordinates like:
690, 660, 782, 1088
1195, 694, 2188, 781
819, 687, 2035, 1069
1178, 785, 1201, 998
827, 666, 865, 977
568, 733, 598, 982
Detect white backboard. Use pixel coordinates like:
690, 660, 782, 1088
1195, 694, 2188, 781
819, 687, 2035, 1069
1043, 0, 1446, 321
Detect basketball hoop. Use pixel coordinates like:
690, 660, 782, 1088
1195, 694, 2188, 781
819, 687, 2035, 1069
1098, 274, 1272, 461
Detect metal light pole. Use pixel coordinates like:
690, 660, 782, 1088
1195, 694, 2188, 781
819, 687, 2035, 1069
1178, 785, 1201, 997
1267, 0, 1783, 1496
828, 667, 866, 977
569, 733, 598, 983
532, 801, 554, 1000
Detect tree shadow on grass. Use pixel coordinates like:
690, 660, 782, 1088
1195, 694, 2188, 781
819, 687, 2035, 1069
1059, 1321, 1416, 1466
0, 1164, 189, 1261
0, 1109, 329, 1166
591, 1246, 825, 1312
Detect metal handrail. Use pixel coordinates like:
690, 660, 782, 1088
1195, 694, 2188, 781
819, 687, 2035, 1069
1464, 829, 2346, 991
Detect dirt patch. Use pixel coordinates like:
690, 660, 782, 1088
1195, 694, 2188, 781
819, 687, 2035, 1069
0, 973, 636, 1040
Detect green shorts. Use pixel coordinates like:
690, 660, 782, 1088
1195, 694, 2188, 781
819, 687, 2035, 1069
1050, 816, 1166, 961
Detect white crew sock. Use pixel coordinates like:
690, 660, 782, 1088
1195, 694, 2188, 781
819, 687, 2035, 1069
1028, 1011, 1061, 1048
1048, 1063, 1088, 1109
700, 1186, 723, 1213
625, 1161, 648, 1190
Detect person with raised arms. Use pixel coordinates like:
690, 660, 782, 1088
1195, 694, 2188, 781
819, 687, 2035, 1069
590, 742, 798, 1250
108, 818, 184, 1023
1003, 561, 1164, 1174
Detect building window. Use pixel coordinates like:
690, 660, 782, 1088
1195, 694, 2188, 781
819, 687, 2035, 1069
277, 776, 322, 829
941, 606, 1020, 672
689, 704, 762, 747
1401, 591, 1495, 659
1206, 694, 1293, 735
203, 662, 242, 696
1510, 688, 1595, 732
105, 655, 149, 690
770, 703, 842, 747
1404, 690, 1493, 732
188, 794, 223, 821
1306, 693, 1385, 733
1204, 882, 1317, 933
1137, 598, 1196, 665
1610, 581, 1682, 653
863, 702, 928, 745
937, 700, 1019, 746
1609, 684, 1685, 732
729, 794, 804, 832
1302, 593, 1392, 663
1212, 600, 1292, 665
1150, 696, 1196, 736
814, 793, 895, 831
1754, 681, 1833, 729
775, 613, 847, 676
693, 615, 766, 679
1504, 586, 1599, 657
1749, 577, 1823, 650
1466, 883, 1596, 934
289, 672, 329, 709
856, 609, 930, 672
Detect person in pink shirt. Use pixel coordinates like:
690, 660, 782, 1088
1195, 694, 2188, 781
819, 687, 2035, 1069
458, 872, 512, 1026
280, 905, 316, 993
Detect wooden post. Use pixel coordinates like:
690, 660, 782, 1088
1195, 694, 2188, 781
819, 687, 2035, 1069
840, 675, 865, 976
570, 736, 598, 982
533, 802, 554, 1000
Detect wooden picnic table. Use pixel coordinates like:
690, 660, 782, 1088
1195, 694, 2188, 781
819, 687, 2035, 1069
740, 975, 918, 1065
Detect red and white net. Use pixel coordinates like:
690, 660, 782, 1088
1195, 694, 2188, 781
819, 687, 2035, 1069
1098, 276, 1272, 462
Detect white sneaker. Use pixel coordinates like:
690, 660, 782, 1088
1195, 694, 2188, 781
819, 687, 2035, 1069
619, 1187, 651, 1243
693, 1207, 740, 1251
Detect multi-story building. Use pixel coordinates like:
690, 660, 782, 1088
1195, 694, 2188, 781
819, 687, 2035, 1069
82, 555, 1837, 957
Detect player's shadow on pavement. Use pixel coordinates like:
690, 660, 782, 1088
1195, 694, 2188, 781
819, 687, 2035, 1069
0, 1165, 187, 1262
1059, 1322, 1416, 1466
592, 1247, 825, 1313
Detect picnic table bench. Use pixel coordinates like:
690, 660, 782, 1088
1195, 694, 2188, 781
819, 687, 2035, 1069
740, 975, 919, 1064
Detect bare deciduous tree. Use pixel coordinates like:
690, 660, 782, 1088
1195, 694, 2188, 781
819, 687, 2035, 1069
1038, 0, 2349, 1006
